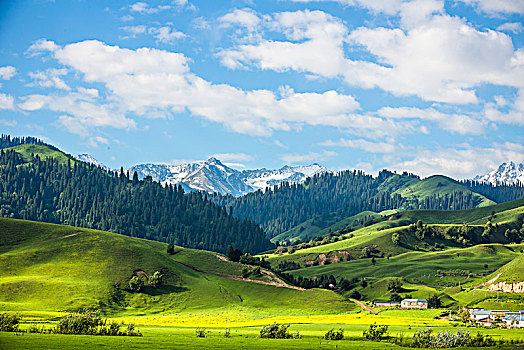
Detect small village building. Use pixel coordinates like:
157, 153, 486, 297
470, 310, 492, 322
504, 315, 524, 328
373, 301, 400, 308
401, 299, 428, 309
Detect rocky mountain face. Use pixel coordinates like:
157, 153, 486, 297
127, 157, 328, 196
473, 161, 524, 185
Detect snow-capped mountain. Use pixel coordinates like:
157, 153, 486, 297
75, 154, 111, 172
473, 161, 524, 185
130, 158, 328, 196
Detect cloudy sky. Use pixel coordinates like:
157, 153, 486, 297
0, 0, 523, 178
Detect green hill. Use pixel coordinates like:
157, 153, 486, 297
394, 175, 494, 207
5, 144, 77, 165
0, 218, 349, 316
0, 146, 272, 253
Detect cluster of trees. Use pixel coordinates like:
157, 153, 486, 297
462, 179, 524, 203
0, 148, 272, 253
278, 272, 337, 290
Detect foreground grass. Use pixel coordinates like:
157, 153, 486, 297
3, 320, 524, 350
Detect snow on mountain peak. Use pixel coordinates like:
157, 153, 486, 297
75, 154, 110, 171
129, 159, 330, 196
473, 161, 524, 185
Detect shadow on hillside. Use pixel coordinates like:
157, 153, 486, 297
141, 285, 189, 296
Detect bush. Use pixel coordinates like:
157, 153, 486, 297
55, 309, 102, 335
324, 328, 344, 340
363, 323, 389, 341
412, 328, 476, 348
167, 243, 175, 255
149, 271, 164, 288
195, 327, 207, 338
0, 313, 21, 332
54, 309, 141, 336
224, 328, 231, 337
129, 275, 144, 292
260, 323, 299, 339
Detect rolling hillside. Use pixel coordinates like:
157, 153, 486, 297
0, 218, 349, 316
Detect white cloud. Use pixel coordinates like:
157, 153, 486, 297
280, 150, 337, 164
23, 39, 363, 137
28, 68, 70, 90
286, 0, 402, 15
483, 89, 524, 125
26, 39, 58, 55
121, 15, 134, 22
129, 2, 171, 14
347, 14, 522, 103
121, 25, 147, 38
18, 88, 136, 135
392, 142, 524, 178
376, 106, 485, 134
218, 10, 348, 78
87, 136, 109, 148
0, 94, 14, 110
219, 9, 524, 104
213, 153, 254, 162
0, 119, 17, 127
457, 0, 524, 14
0, 66, 16, 80
219, 8, 261, 30
319, 138, 397, 153
149, 26, 186, 44
497, 22, 524, 34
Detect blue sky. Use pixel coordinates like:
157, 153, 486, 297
0, 0, 523, 178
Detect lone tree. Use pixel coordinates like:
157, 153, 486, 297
227, 245, 242, 262
149, 271, 165, 288
391, 232, 400, 246
167, 243, 175, 255
129, 276, 144, 292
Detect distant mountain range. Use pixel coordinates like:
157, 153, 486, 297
473, 161, 524, 185
75, 153, 524, 196
128, 158, 328, 196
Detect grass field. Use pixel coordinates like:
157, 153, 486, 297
3, 314, 524, 350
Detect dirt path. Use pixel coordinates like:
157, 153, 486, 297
473, 273, 501, 289
213, 253, 229, 262
56, 231, 83, 240
177, 260, 304, 290
349, 298, 376, 314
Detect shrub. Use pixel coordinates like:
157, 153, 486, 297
363, 323, 389, 341
324, 328, 344, 340
260, 323, 298, 339
0, 313, 21, 332
167, 243, 175, 255
54, 309, 141, 336
195, 327, 207, 338
412, 328, 475, 348
55, 309, 102, 335
412, 329, 433, 348
129, 275, 144, 292
149, 271, 164, 288
224, 328, 231, 337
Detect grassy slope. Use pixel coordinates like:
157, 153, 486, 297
0, 218, 350, 316
274, 175, 500, 244
271, 211, 381, 244
267, 198, 524, 260
6, 144, 77, 165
